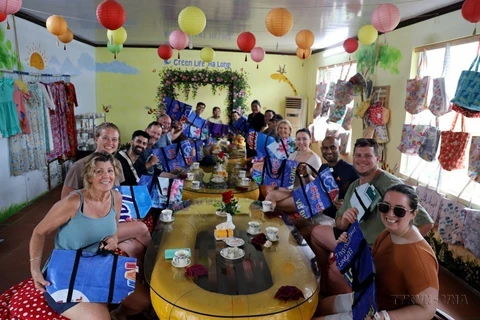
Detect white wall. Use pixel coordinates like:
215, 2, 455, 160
0, 17, 96, 211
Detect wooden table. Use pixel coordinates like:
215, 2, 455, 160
144, 198, 319, 319
182, 180, 260, 201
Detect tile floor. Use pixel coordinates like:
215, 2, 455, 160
0, 186, 479, 319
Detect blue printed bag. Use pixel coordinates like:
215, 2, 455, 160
164, 97, 192, 121
260, 157, 297, 188
451, 55, 480, 111
154, 140, 192, 172
114, 185, 152, 222
138, 175, 184, 209
231, 117, 249, 135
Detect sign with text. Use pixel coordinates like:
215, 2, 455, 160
164, 59, 232, 69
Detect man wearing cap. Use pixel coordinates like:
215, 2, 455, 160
264, 114, 283, 136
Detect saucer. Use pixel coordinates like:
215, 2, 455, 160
225, 237, 245, 247
267, 235, 279, 242
171, 258, 191, 268
160, 216, 175, 223
220, 248, 245, 260
211, 179, 224, 183
247, 229, 262, 235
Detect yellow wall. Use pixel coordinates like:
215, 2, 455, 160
96, 48, 305, 142
305, 10, 474, 169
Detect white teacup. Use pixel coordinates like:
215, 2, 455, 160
192, 180, 200, 189
262, 200, 272, 212
191, 162, 200, 170
161, 209, 173, 221
186, 172, 195, 181
266, 226, 279, 241
240, 177, 251, 186
238, 170, 246, 178
248, 221, 262, 234
173, 249, 189, 266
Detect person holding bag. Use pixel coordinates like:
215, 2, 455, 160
30, 152, 150, 320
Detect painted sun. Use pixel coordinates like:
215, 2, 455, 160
25, 44, 48, 70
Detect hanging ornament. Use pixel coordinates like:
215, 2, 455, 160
462, 0, 480, 34
250, 47, 265, 69
200, 47, 215, 63
296, 48, 311, 67
266, 8, 293, 50
96, 0, 126, 31
178, 5, 206, 48
358, 24, 378, 45
107, 41, 123, 59
371, 4, 400, 33
0, 0, 22, 14
237, 32, 256, 61
107, 27, 127, 45
46, 15, 68, 36
169, 29, 189, 58
58, 28, 73, 50
295, 30, 315, 50
343, 38, 359, 54
157, 44, 173, 60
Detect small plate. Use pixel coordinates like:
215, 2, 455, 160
225, 237, 245, 247
171, 258, 191, 268
220, 248, 245, 260
216, 211, 227, 217
160, 216, 175, 223
246, 229, 262, 235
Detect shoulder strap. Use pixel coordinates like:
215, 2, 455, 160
280, 138, 290, 158
129, 186, 141, 219
119, 150, 140, 183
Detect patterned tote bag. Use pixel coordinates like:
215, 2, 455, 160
338, 132, 350, 155
416, 166, 444, 223
334, 62, 355, 106
462, 207, 480, 258
429, 44, 451, 116
328, 104, 347, 124
341, 107, 353, 131
404, 51, 430, 114
418, 119, 441, 162
468, 136, 480, 182
355, 98, 372, 118
374, 125, 389, 144
437, 182, 470, 245
438, 113, 470, 171
397, 124, 428, 155
315, 83, 328, 101
164, 96, 192, 121
451, 54, 480, 112
326, 81, 336, 101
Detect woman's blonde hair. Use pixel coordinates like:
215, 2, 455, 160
82, 151, 120, 189
277, 120, 293, 136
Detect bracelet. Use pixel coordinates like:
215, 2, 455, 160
381, 310, 390, 320
29, 257, 40, 262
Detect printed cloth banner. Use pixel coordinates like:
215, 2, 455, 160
251, 157, 297, 189
266, 137, 296, 159
451, 54, 480, 111
293, 167, 338, 219
138, 175, 184, 209
114, 186, 152, 222
438, 198, 465, 245
231, 117, 249, 135
462, 208, 480, 258
334, 221, 377, 320
208, 122, 229, 138
46, 250, 137, 304
154, 140, 193, 172
163, 96, 192, 121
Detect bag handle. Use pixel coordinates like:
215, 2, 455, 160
469, 182, 476, 208
344, 61, 353, 81
129, 185, 141, 220
280, 138, 290, 158
441, 43, 451, 78
468, 53, 480, 72
456, 179, 473, 203
449, 113, 466, 132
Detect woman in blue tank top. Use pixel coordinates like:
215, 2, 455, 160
29, 152, 150, 320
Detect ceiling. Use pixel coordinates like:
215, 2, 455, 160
18, 0, 463, 54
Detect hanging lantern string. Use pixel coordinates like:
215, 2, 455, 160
6, 17, 10, 29
245, 54, 247, 62
64, 44, 66, 50
474, 22, 477, 36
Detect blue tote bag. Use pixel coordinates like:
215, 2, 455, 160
231, 117, 249, 135
184, 113, 207, 139
334, 221, 378, 320
208, 122, 229, 138
114, 185, 152, 222
293, 165, 337, 219
154, 140, 192, 172
451, 55, 480, 111
46, 249, 137, 304
190, 139, 205, 162
138, 175, 184, 209
164, 97, 192, 121
260, 157, 298, 188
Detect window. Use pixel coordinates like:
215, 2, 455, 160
312, 62, 357, 144
401, 40, 480, 205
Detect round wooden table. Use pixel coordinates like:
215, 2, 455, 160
182, 180, 260, 201
144, 198, 319, 319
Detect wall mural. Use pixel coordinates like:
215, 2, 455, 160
356, 43, 403, 77
270, 65, 298, 96
25, 43, 48, 70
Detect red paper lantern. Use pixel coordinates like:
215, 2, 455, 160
0, 12, 7, 22
343, 38, 359, 54
237, 32, 256, 52
96, 0, 126, 31
371, 3, 400, 33
462, 0, 480, 23
157, 44, 173, 60
0, 0, 22, 15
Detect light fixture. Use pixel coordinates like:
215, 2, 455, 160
322, 45, 345, 57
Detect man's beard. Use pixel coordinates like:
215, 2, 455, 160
133, 146, 144, 155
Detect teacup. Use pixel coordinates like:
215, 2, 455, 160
248, 221, 262, 234
240, 177, 251, 186
266, 226, 279, 241
262, 200, 272, 212
192, 180, 200, 189
238, 170, 246, 178
191, 162, 200, 170
186, 172, 195, 181
173, 249, 189, 266
161, 209, 173, 221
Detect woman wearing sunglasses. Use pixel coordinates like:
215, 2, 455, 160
315, 184, 439, 320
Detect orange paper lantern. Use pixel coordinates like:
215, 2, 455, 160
295, 30, 315, 49
58, 28, 73, 50
265, 8, 293, 37
296, 47, 311, 60
46, 15, 68, 36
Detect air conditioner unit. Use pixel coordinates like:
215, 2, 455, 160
284, 96, 307, 133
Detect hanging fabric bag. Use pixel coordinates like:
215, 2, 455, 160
404, 51, 430, 114
429, 44, 452, 116
438, 113, 470, 171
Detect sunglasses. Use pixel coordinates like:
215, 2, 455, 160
377, 202, 414, 218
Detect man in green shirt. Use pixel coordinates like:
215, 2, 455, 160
310, 138, 434, 295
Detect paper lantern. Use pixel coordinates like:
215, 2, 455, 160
169, 30, 189, 58
371, 4, 400, 33
343, 38, 359, 54
237, 31, 256, 61
46, 15, 68, 36
0, 0, 22, 15
107, 27, 127, 45
296, 47, 311, 59
200, 47, 215, 62
358, 25, 378, 45
178, 6, 206, 36
0, 12, 7, 22
250, 47, 265, 69
96, 0, 126, 31
107, 41, 123, 59
58, 28, 73, 50
462, 0, 480, 23
157, 44, 173, 60
265, 8, 293, 37
295, 30, 315, 50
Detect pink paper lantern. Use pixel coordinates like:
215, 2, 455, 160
0, 0, 22, 15
169, 30, 189, 50
250, 47, 265, 63
371, 3, 400, 33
